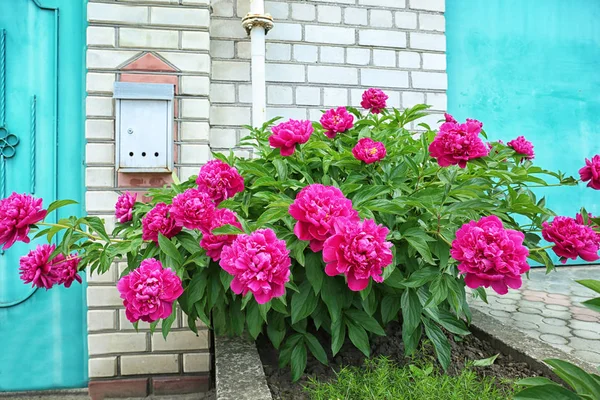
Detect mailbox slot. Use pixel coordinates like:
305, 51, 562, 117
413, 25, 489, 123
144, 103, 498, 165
114, 82, 174, 173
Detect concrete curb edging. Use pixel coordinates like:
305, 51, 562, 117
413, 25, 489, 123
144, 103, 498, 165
215, 336, 272, 400
470, 308, 597, 375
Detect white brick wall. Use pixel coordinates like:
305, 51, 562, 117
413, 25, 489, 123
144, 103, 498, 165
210, 0, 446, 142
84, 0, 447, 384
86, 0, 211, 382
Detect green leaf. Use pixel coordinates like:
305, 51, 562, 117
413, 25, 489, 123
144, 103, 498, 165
472, 354, 499, 367
304, 333, 328, 365
46, 199, 78, 215
267, 313, 286, 349
516, 377, 557, 387
158, 234, 183, 266
85, 216, 111, 242
381, 295, 402, 324
220, 269, 234, 291
321, 278, 343, 322
305, 251, 325, 295
290, 341, 308, 382
187, 272, 208, 305
425, 308, 470, 336
227, 299, 244, 336
245, 302, 264, 339
256, 207, 290, 227
211, 224, 245, 235
514, 384, 581, 400
581, 298, 600, 313
346, 319, 370, 357
576, 280, 600, 295
176, 231, 202, 254
291, 280, 318, 324
404, 267, 439, 288
351, 185, 391, 207
161, 303, 177, 339
545, 358, 600, 397
422, 317, 451, 371
344, 309, 385, 336
331, 317, 346, 357
404, 235, 435, 265
401, 289, 422, 334
402, 322, 422, 356
149, 320, 159, 334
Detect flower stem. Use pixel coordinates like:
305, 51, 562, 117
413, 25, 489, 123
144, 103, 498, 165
38, 222, 128, 243
529, 245, 554, 252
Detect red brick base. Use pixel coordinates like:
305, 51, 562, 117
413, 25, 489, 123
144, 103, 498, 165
89, 375, 210, 400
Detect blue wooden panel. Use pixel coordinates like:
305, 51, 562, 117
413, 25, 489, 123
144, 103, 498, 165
447, 0, 600, 265
0, 0, 86, 391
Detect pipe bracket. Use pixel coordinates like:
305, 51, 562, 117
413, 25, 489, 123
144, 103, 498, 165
242, 13, 274, 35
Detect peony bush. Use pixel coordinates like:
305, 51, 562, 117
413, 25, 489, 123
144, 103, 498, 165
2, 88, 599, 381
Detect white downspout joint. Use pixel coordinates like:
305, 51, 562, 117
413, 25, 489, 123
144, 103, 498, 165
241, 3, 273, 128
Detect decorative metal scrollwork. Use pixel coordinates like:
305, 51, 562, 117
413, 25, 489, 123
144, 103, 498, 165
0, 127, 19, 158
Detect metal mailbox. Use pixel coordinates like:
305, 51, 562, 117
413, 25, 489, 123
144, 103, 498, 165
114, 82, 174, 173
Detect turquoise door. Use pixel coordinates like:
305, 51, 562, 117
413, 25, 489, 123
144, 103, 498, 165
0, 0, 86, 391
447, 0, 600, 264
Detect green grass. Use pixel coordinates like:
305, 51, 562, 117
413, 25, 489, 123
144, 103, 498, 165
304, 356, 515, 400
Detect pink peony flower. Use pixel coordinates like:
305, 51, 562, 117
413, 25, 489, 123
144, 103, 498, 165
19, 244, 81, 289
200, 208, 243, 261
19, 244, 57, 289
0, 193, 47, 250
50, 253, 82, 288
115, 192, 137, 224
576, 212, 595, 226
507, 136, 535, 160
320, 107, 354, 139
429, 115, 489, 168
444, 113, 457, 123
170, 188, 216, 232
323, 218, 393, 291
579, 155, 600, 190
289, 184, 359, 252
117, 258, 183, 323
142, 203, 182, 243
269, 119, 314, 157
352, 137, 387, 164
219, 228, 291, 304
542, 216, 600, 264
360, 88, 388, 114
451, 215, 530, 295
196, 160, 245, 204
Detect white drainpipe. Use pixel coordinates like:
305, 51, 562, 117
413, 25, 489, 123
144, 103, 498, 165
242, 1, 273, 128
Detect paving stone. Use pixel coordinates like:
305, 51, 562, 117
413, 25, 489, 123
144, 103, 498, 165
537, 324, 571, 337
513, 320, 540, 330
518, 300, 547, 309
572, 314, 599, 322
572, 350, 600, 364
544, 297, 572, 307
545, 304, 569, 311
518, 307, 543, 315
539, 334, 569, 346
541, 317, 568, 327
572, 329, 600, 340
539, 309, 572, 320
569, 319, 600, 332
569, 336, 600, 353
489, 310, 512, 319
512, 312, 544, 325
495, 297, 517, 305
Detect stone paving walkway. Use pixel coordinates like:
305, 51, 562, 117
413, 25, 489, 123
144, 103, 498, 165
470, 265, 600, 365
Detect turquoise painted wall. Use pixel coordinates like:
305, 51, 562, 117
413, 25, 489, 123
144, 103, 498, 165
0, 0, 87, 390
447, 0, 600, 264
